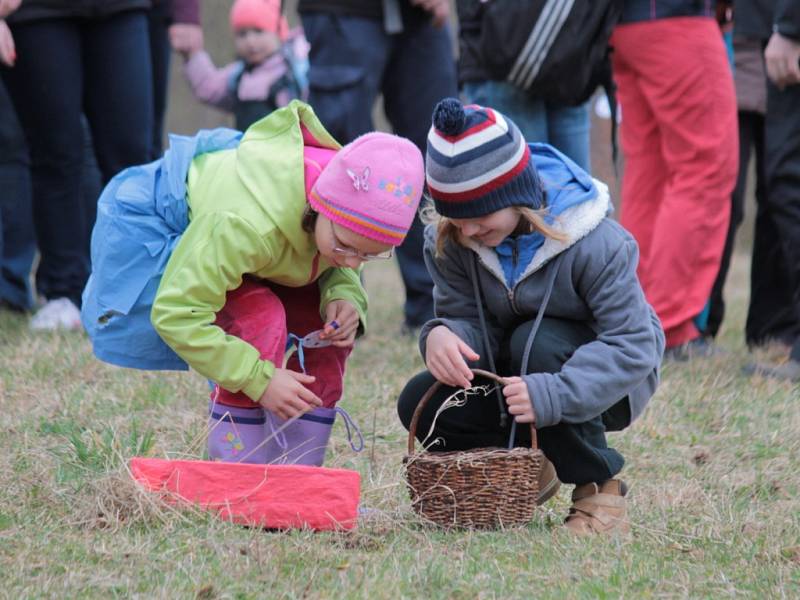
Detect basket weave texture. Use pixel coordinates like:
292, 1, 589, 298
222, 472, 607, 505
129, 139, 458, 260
404, 370, 543, 529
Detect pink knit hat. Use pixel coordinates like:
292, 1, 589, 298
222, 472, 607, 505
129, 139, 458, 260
309, 132, 424, 247
229, 0, 288, 38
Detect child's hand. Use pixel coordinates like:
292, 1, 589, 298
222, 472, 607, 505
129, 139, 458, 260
320, 300, 359, 347
169, 23, 204, 59
259, 368, 322, 419
425, 325, 480, 388
502, 376, 535, 423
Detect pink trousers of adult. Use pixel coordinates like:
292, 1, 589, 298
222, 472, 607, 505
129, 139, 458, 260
612, 17, 738, 347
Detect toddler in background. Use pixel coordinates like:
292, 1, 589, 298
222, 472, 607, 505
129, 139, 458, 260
170, 0, 309, 131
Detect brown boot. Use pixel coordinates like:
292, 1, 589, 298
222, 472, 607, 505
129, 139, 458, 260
564, 479, 630, 535
537, 457, 561, 505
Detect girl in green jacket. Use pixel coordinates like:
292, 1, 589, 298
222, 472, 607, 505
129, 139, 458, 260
82, 101, 424, 465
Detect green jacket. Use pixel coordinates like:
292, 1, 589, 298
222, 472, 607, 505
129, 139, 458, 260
151, 101, 368, 402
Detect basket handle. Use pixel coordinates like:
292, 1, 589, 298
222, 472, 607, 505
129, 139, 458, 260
407, 368, 537, 454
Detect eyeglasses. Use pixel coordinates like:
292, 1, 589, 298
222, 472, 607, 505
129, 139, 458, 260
329, 220, 394, 261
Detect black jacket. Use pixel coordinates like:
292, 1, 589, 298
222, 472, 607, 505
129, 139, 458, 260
456, 0, 622, 106
8, 0, 151, 24
456, 0, 488, 83
619, 0, 712, 23
297, 0, 429, 23
735, 0, 800, 41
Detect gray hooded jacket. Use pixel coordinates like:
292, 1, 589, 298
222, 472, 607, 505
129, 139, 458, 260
419, 179, 665, 429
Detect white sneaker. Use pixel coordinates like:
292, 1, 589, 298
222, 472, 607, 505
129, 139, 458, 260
29, 297, 83, 332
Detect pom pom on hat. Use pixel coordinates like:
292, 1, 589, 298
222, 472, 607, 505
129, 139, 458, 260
426, 98, 544, 219
230, 0, 288, 38
309, 133, 425, 247
432, 98, 466, 136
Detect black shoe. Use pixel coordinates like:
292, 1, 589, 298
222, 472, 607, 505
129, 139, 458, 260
663, 337, 725, 362
742, 359, 800, 383
0, 299, 28, 314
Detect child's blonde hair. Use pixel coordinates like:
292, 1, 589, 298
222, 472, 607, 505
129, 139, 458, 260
421, 200, 568, 257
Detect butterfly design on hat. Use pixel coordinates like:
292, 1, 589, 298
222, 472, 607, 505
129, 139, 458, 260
346, 167, 370, 191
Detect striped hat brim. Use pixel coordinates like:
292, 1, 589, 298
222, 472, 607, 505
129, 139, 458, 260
308, 189, 407, 244
427, 141, 531, 202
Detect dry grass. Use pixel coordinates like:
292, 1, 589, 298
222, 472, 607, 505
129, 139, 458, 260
1, 251, 799, 598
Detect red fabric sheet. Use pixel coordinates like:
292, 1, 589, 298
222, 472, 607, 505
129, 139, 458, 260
130, 457, 360, 531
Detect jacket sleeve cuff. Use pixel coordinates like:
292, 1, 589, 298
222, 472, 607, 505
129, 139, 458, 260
171, 0, 201, 25
525, 373, 561, 429
241, 359, 276, 403
776, 22, 800, 40
775, 0, 800, 40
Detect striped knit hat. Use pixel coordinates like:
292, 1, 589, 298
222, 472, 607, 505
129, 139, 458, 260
426, 98, 544, 218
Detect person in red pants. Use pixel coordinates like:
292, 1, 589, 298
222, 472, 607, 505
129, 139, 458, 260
611, 1, 739, 358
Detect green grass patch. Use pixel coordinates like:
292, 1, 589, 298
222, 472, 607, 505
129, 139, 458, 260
0, 254, 798, 597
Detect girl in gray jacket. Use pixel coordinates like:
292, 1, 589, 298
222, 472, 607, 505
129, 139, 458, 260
397, 99, 665, 535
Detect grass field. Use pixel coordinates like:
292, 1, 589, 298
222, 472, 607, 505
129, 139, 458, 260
0, 249, 798, 599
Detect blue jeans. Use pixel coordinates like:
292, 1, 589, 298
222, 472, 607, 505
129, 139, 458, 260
463, 80, 591, 173
2, 10, 153, 306
300, 12, 458, 327
0, 81, 35, 310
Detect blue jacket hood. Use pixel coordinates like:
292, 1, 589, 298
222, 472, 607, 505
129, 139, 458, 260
530, 143, 598, 218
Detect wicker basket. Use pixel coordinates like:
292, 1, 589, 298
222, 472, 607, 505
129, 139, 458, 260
403, 369, 543, 529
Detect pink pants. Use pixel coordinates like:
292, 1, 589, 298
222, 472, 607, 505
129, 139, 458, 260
212, 278, 351, 409
612, 17, 738, 347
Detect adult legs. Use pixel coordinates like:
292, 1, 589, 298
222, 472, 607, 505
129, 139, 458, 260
382, 20, 458, 328
2, 20, 87, 306
706, 111, 759, 337
83, 10, 153, 184
611, 43, 667, 279
0, 80, 35, 311
461, 80, 591, 172
763, 79, 800, 362
612, 18, 738, 348
79, 116, 103, 263
744, 112, 799, 346
148, 1, 173, 160
300, 13, 389, 142
545, 101, 591, 173
462, 80, 549, 145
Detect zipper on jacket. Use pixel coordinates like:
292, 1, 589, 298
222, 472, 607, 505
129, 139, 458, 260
474, 252, 521, 316
508, 239, 520, 314
507, 288, 518, 314
511, 238, 519, 268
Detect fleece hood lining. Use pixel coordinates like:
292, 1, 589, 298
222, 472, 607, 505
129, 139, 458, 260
464, 178, 611, 286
